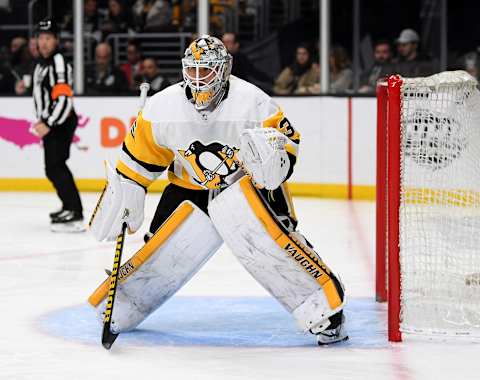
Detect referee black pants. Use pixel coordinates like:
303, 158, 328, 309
43, 113, 83, 213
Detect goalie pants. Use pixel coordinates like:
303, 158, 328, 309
148, 182, 297, 236
43, 113, 83, 213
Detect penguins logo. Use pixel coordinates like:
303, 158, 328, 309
179, 141, 239, 188
190, 41, 205, 61
190, 38, 216, 61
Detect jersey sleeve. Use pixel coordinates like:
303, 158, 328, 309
261, 100, 300, 181
116, 112, 175, 188
45, 53, 74, 127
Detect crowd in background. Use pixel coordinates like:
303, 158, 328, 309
0, 32, 172, 96
0, 0, 247, 95
0, 0, 479, 96
273, 28, 450, 95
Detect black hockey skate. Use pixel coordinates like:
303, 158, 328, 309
49, 208, 64, 220
51, 210, 86, 232
315, 311, 348, 346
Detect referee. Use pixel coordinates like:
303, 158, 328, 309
32, 19, 84, 232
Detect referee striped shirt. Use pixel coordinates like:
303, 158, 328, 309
33, 52, 74, 128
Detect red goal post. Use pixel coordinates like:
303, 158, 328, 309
376, 72, 480, 342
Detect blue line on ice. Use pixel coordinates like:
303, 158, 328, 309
38, 296, 388, 348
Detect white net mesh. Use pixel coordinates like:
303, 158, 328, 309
399, 71, 480, 337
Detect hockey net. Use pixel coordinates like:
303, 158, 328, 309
376, 71, 480, 341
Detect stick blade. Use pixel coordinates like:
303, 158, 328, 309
102, 326, 119, 350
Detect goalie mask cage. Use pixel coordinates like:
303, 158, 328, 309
376, 71, 480, 342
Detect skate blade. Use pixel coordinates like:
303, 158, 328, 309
50, 221, 86, 233
317, 334, 349, 346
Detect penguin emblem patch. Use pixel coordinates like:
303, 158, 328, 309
179, 141, 239, 189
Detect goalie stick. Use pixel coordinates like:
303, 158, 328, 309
102, 222, 127, 349
101, 82, 150, 350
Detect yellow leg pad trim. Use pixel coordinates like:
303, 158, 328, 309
239, 176, 341, 309
88, 202, 194, 307
239, 178, 283, 240
323, 279, 343, 310
116, 160, 152, 188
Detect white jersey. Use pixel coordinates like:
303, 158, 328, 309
116, 76, 300, 190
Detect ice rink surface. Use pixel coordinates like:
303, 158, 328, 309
1, 191, 479, 380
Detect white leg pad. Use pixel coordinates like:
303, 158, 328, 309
208, 177, 345, 333
88, 201, 223, 333
292, 289, 338, 333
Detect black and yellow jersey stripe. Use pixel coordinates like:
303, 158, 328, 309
116, 112, 174, 188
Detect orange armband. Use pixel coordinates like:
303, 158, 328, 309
51, 83, 73, 99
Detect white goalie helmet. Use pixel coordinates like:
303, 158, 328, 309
182, 35, 232, 110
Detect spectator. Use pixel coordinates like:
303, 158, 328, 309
85, 42, 129, 95
273, 44, 319, 95
210, 0, 234, 36
11, 44, 34, 95
9, 37, 40, 95
120, 40, 144, 91
28, 37, 39, 60
463, 51, 479, 81
171, 0, 181, 29
63, 0, 102, 36
101, 0, 134, 36
10, 36, 27, 58
85, 0, 101, 32
174, 0, 196, 32
133, 0, 173, 32
393, 28, 436, 77
14, 42, 34, 72
329, 45, 353, 93
142, 57, 170, 95
0, 62, 15, 94
358, 39, 393, 93
221, 32, 271, 86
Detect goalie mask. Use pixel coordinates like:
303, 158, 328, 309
182, 35, 232, 111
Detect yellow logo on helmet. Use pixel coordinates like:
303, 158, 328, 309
190, 42, 205, 61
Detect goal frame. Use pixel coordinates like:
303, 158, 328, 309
376, 71, 480, 342
376, 75, 403, 342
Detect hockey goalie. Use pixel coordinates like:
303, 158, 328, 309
88, 35, 347, 345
